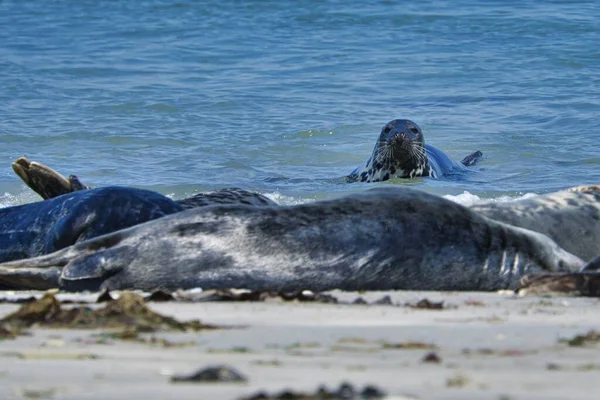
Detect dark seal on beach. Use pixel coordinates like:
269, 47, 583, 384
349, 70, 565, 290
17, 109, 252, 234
0, 187, 586, 292
347, 119, 482, 182
0, 184, 277, 266
0, 187, 185, 264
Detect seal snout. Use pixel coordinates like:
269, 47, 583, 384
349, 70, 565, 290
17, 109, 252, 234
389, 132, 408, 147
388, 131, 416, 152
384, 120, 421, 146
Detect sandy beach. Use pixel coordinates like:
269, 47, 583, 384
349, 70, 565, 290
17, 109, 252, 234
1, 289, 599, 400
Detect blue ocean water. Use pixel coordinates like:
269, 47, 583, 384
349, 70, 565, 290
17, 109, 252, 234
1, 0, 599, 207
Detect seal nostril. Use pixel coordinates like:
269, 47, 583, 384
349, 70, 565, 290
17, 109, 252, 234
390, 133, 403, 145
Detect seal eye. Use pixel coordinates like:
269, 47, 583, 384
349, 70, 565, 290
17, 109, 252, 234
409, 126, 419, 134
383, 124, 393, 134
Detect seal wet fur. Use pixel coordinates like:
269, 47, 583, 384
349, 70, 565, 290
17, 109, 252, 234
0, 187, 585, 292
348, 119, 482, 182
0, 184, 276, 265
470, 185, 600, 262
0, 186, 185, 264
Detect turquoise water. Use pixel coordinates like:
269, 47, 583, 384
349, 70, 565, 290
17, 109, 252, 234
1, 0, 599, 207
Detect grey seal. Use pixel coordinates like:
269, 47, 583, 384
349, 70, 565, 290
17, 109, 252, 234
470, 185, 600, 262
0, 185, 275, 265
0, 187, 585, 292
347, 119, 482, 182
0, 186, 185, 264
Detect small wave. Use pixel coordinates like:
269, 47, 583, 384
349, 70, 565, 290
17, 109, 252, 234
1, 188, 541, 211
444, 191, 538, 207
281, 129, 334, 139
0, 190, 40, 209
264, 191, 314, 206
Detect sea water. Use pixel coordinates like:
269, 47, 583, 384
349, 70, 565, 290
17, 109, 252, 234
1, 0, 599, 208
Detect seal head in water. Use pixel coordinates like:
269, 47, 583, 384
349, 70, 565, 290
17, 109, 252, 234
348, 119, 482, 182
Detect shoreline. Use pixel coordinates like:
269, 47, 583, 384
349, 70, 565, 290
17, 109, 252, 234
1, 289, 599, 399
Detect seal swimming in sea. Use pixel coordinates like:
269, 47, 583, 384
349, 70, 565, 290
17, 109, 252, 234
347, 119, 483, 182
0, 186, 587, 292
470, 185, 600, 262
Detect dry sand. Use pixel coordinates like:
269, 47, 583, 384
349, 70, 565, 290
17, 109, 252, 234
1, 290, 599, 400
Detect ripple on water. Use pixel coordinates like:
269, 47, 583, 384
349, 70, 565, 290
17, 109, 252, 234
0, 0, 599, 203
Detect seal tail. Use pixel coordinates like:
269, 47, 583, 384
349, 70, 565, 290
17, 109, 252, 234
460, 150, 483, 167
0, 250, 69, 290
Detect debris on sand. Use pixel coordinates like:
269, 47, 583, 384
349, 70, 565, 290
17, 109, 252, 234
518, 273, 600, 297
0, 324, 18, 340
422, 352, 442, 363
372, 295, 393, 305
171, 365, 247, 383
407, 298, 446, 310
173, 288, 339, 304
559, 330, 600, 347
0, 292, 219, 335
90, 330, 198, 348
239, 382, 387, 399
381, 341, 437, 350
446, 374, 471, 388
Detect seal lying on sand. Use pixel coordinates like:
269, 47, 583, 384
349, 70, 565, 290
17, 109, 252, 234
0, 183, 274, 264
471, 185, 600, 262
10, 158, 600, 266
0, 187, 184, 264
0, 187, 586, 292
10, 156, 275, 209
347, 119, 482, 182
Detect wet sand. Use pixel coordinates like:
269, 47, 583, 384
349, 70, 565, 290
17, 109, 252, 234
1, 290, 599, 400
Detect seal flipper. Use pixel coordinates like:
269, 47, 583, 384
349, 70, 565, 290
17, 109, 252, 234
460, 150, 483, 167
12, 157, 73, 200
60, 245, 135, 292
0, 231, 132, 291
0, 265, 63, 290
68, 175, 90, 191
11, 157, 90, 200
0, 247, 73, 290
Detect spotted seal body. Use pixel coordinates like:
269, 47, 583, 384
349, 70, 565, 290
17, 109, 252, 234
348, 119, 482, 182
0, 187, 585, 292
177, 188, 276, 209
470, 185, 600, 262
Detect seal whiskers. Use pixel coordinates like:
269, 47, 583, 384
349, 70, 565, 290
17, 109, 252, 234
348, 119, 482, 182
